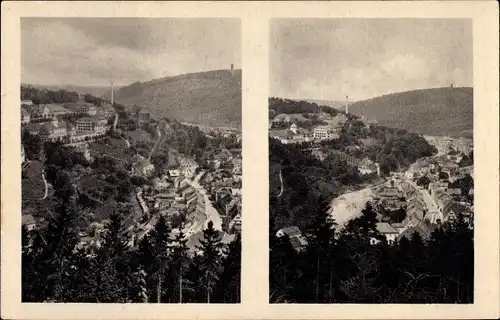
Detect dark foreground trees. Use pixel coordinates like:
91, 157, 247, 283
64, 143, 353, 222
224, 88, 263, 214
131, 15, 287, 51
270, 200, 474, 304
22, 203, 241, 303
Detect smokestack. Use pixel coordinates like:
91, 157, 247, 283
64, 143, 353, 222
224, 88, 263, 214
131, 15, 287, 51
111, 81, 114, 106
345, 95, 349, 115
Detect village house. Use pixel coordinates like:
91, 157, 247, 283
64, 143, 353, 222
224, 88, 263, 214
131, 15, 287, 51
33, 117, 68, 142
275, 226, 308, 252
34, 103, 72, 119
357, 157, 379, 176
374, 222, 399, 244
323, 114, 348, 129
131, 158, 155, 177
22, 214, 37, 231
21, 107, 31, 124
21, 99, 34, 106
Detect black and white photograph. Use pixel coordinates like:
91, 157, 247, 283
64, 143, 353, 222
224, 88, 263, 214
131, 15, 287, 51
269, 18, 474, 303
20, 18, 242, 303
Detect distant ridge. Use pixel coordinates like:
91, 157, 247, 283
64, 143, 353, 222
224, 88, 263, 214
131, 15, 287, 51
102, 69, 242, 128
22, 84, 122, 98
348, 87, 473, 138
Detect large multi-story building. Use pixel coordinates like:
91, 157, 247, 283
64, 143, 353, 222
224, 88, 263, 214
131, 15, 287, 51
35, 104, 72, 119
312, 125, 339, 140
75, 116, 108, 134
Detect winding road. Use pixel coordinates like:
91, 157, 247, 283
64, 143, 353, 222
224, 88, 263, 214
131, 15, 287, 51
277, 169, 284, 198
40, 169, 49, 200
148, 125, 163, 161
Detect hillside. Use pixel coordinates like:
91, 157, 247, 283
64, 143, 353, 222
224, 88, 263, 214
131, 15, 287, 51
22, 84, 121, 98
299, 99, 353, 111
348, 87, 473, 137
103, 69, 242, 129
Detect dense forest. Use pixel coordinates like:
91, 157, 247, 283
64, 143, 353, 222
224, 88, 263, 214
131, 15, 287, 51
269, 138, 366, 230
269, 198, 473, 303
269, 97, 341, 117
23, 199, 241, 303
21, 85, 111, 107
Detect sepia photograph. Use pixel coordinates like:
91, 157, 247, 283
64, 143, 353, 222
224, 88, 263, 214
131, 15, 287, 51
269, 18, 474, 303
20, 17, 242, 303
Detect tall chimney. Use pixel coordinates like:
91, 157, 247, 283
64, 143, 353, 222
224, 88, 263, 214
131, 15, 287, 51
111, 81, 114, 106
345, 95, 349, 115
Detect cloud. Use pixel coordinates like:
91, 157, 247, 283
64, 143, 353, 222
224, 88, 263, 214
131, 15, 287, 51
270, 19, 473, 101
21, 18, 241, 86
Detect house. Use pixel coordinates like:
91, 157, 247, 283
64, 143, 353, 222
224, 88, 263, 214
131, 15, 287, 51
21, 107, 31, 124
447, 187, 462, 196
377, 187, 402, 199
21, 99, 33, 106
35, 103, 71, 119
398, 221, 437, 241
138, 109, 151, 125
228, 212, 242, 234
324, 114, 348, 128
276, 226, 301, 238
98, 103, 115, 118
214, 149, 232, 163
375, 222, 399, 244
269, 129, 295, 144
22, 214, 37, 231
38, 118, 68, 142
131, 159, 155, 177
276, 226, 308, 251
21, 144, 26, 163
82, 104, 97, 116
405, 171, 414, 180
358, 157, 379, 175
168, 170, 180, 178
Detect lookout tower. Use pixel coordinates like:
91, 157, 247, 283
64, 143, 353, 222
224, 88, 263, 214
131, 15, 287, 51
110, 81, 114, 106
345, 95, 349, 115
230, 63, 235, 76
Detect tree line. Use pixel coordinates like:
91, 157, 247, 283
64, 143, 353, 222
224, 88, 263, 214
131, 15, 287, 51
23, 199, 241, 303
270, 198, 473, 303
269, 97, 340, 117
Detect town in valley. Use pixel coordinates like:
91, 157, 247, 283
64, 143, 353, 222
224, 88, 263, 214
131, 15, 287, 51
269, 18, 474, 304
21, 18, 242, 304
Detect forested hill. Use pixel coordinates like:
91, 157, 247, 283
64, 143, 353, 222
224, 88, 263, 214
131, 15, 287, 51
102, 69, 242, 129
22, 84, 122, 98
269, 97, 343, 117
348, 87, 473, 138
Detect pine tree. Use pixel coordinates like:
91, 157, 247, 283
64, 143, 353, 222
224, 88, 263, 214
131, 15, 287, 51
303, 195, 337, 303
149, 215, 172, 303
197, 221, 224, 303
214, 234, 241, 303
36, 200, 79, 302
100, 213, 131, 302
170, 229, 191, 303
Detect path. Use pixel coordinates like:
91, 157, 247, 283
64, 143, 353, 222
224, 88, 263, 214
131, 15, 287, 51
277, 168, 284, 198
40, 169, 48, 200
121, 136, 131, 148
113, 112, 118, 131
148, 125, 162, 161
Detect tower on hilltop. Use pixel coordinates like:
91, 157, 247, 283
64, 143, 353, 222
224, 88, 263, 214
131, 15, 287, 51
345, 95, 349, 115
111, 80, 114, 106
230, 63, 235, 76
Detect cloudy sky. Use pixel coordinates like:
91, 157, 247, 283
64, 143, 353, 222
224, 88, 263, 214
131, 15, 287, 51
22, 18, 241, 86
270, 19, 473, 101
